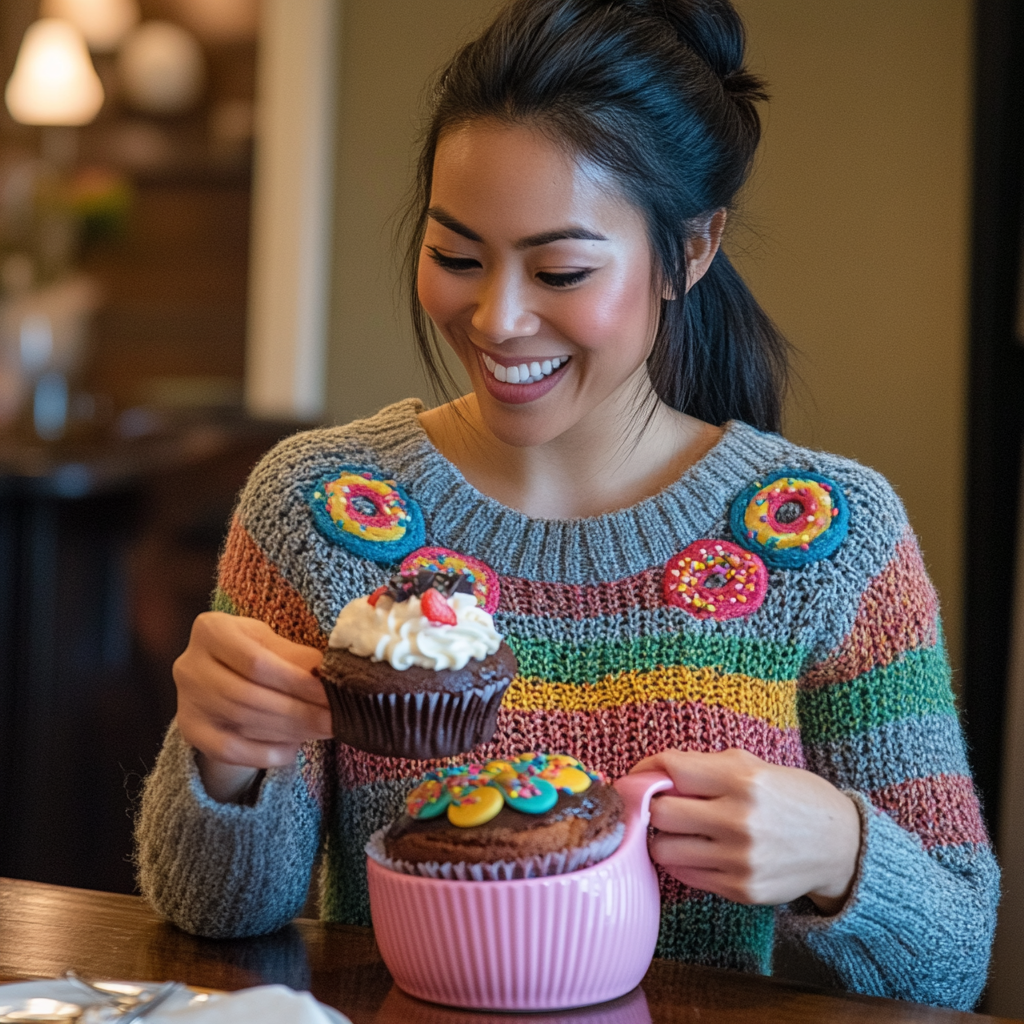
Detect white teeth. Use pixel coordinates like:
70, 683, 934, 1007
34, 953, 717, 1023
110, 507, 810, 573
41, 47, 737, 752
482, 353, 569, 385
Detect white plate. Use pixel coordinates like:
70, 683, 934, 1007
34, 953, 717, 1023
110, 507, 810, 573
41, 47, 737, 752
0, 982, 346, 1023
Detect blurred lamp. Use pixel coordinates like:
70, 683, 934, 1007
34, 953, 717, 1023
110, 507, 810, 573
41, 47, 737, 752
117, 21, 205, 116
4, 19, 104, 126
40, 0, 141, 54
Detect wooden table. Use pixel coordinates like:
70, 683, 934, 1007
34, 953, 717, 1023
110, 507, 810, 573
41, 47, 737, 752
0, 879, 1016, 1024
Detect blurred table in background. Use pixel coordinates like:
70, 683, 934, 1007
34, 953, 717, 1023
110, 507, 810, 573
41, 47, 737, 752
0, 414, 297, 892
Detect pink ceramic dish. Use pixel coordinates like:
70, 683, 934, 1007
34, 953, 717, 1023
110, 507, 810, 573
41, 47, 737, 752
366, 771, 676, 1012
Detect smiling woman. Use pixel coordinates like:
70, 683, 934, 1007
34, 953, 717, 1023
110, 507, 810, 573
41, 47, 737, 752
135, 0, 998, 1012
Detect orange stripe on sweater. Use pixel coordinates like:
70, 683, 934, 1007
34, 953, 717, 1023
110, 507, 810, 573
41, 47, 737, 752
801, 528, 939, 689
218, 516, 327, 650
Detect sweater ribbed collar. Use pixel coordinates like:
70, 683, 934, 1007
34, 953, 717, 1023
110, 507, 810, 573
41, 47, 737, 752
356, 399, 789, 585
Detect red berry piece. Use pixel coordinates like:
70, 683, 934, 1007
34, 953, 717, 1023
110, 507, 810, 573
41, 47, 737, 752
367, 586, 388, 607
421, 587, 457, 625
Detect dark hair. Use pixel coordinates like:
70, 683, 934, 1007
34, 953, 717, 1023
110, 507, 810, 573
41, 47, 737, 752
404, 0, 788, 432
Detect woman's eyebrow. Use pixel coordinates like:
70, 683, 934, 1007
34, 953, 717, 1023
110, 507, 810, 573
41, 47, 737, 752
427, 207, 607, 248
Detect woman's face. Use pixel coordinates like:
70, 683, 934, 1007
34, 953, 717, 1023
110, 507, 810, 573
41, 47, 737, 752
417, 122, 662, 448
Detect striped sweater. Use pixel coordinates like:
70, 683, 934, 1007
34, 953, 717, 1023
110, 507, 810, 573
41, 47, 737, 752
136, 400, 999, 1010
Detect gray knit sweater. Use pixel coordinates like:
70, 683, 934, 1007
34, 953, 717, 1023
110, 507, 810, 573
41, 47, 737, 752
136, 400, 999, 1010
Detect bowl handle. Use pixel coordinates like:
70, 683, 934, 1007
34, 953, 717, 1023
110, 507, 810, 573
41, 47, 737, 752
613, 771, 680, 833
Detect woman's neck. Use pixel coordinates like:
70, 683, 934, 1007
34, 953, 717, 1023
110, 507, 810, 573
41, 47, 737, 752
418, 392, 723, 520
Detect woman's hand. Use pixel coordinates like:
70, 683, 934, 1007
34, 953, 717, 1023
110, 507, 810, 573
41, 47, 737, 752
631, 748, 861, 915
173, 612, 332, 803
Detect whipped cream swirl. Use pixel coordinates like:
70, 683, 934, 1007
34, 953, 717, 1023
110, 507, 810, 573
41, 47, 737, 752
329, 592, 501, 670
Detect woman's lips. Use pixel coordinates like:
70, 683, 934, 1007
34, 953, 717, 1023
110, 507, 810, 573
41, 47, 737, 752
477, 351, 570, 405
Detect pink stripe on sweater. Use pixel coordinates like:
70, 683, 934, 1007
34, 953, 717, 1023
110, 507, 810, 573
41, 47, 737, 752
869, 774, 988, 850
336, 700, 805, 789
498, 567, 663, 619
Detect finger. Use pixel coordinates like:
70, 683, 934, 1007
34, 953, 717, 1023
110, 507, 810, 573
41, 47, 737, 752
184, 716, 303, 769
180, 656, 333, 742
197, 615, 329, 707
631, 749, 736, 798
240, 616, 325, 672
649, 832, 737, 873
649, 793, 729, 838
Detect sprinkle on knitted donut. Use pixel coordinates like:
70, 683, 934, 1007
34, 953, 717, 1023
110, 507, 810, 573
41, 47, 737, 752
309, 466, 424, 562
663, 540, 767, 621
729, 468, 850, 568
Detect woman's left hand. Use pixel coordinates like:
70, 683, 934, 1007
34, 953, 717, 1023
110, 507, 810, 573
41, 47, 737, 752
630, 748, 862, 914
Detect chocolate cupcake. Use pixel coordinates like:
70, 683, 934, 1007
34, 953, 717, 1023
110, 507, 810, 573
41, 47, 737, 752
319, 564, 516, 759
367, 752, 626, 880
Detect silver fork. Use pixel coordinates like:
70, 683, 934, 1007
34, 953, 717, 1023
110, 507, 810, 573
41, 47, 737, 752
112, 981, 183, 1023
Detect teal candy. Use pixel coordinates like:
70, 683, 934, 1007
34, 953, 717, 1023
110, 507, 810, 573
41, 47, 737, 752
496, 774, 558, 814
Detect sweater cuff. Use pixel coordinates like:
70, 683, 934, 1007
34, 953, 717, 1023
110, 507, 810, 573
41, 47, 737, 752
776, 791, 993, 1009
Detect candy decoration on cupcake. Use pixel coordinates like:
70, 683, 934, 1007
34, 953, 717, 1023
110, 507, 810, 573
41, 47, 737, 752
403, 752, 604, 828
663, 539, 767, 620
400, 546, 500, 613
310, 466, 424, 562
729, 468, 850, 568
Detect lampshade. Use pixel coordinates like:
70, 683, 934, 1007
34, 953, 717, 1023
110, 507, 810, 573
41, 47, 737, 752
40, 0, 141, 53
117, 21, 204, 116
4, 19, 105, 126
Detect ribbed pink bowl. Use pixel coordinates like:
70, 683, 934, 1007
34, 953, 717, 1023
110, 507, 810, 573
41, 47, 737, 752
367, 771, 675, 1011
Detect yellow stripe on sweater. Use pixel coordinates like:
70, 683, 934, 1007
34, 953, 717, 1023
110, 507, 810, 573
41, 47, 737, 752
503, 665, 799, 731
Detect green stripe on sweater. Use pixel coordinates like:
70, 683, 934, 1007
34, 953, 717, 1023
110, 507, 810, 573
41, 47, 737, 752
655, 893, 773, 973
210, 587, 238, 615
798, 643, 955, 744
507, 632, 806, 685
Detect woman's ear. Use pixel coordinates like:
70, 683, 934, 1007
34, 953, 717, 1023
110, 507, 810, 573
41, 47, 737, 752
681, 208, 727, 294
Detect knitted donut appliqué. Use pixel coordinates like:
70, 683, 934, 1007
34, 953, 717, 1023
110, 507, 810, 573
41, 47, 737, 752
310, 467, 424, 562
663, 539, 767, 620
729, 468, 850, 569
400, 546, 500, 613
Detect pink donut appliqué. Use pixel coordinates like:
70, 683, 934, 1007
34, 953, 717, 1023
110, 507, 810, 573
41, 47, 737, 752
663, 539, 768, 621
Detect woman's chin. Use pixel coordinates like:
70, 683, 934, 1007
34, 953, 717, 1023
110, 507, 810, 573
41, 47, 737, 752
472, 391, 577, 449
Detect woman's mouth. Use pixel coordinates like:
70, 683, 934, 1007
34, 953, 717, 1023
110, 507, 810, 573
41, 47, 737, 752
477, 351, 570, 405
481, 353, 568, 385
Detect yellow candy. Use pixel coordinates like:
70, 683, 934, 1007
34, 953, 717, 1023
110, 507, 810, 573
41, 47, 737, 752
481, 760, 515, 776
448, 784, 504, 827
550, 766, 592, 794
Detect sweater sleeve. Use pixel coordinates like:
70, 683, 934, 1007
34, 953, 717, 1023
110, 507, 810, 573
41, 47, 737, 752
136, 722, 322, 937
778, 529, 1000, 1009
136, 452, 338, 936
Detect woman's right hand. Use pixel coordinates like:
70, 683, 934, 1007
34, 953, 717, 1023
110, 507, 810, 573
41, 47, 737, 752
173, 611, 333, 803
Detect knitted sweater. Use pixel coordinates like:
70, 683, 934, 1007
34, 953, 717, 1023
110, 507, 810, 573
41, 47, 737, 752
136, 400, 998, 1010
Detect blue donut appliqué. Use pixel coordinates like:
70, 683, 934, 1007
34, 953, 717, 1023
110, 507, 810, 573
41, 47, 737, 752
309, 466, 425, 563
729, 468, 849, 568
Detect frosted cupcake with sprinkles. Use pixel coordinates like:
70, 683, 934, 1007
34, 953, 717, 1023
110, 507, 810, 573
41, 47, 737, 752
368, 751, 625, 880
318, 547, 515, 759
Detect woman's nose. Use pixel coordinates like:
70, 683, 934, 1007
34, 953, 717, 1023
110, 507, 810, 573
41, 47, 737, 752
471, 272, 540, 342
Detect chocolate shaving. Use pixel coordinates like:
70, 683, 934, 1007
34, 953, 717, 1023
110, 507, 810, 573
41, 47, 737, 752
385, 568, 475, 603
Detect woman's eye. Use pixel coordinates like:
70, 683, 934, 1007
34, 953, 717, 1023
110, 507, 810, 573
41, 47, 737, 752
536, 269, 592, 288
425, 246, 479, 272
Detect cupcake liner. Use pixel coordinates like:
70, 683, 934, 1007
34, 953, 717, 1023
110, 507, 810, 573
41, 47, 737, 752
322, 679, 507, 760
365, 821, 626, 880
